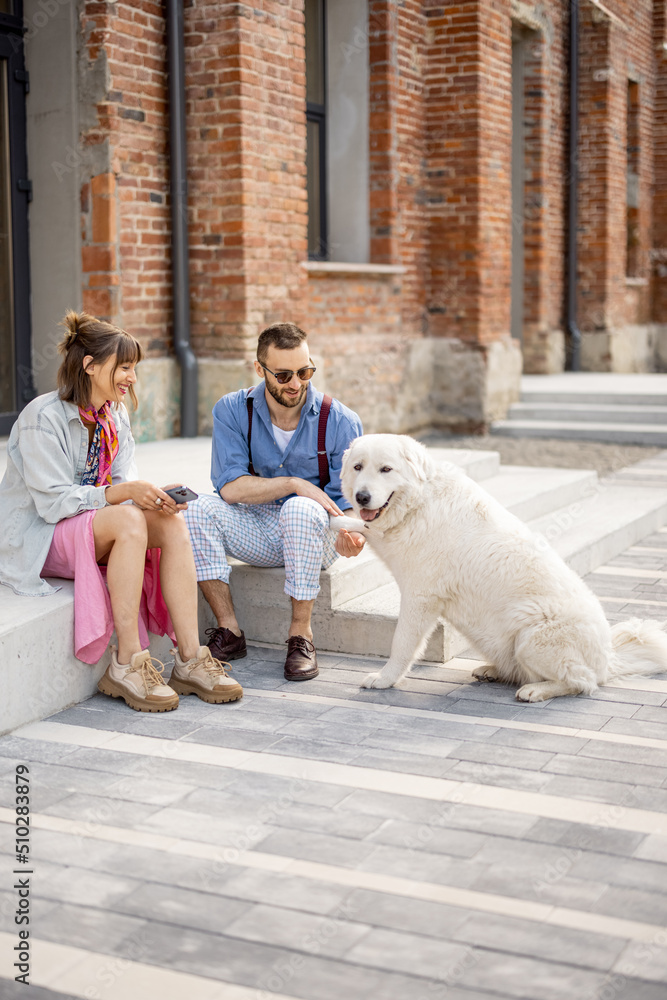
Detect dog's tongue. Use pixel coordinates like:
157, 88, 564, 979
360, 508, 380, 522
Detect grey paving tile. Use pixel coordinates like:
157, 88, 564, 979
53, 746, 240, 790
263, 735, 364, 763
458, 948, 607, 1000
347, 747, 460, 778
5, 759, 196, 807
569, 852, 667, 894
181, 705, 291, 733
619, 783, 667, 812
222, 770, 351, 809
0, 981, 80, 1000
137, 805, 272, 849
427, 801, 539, 839
42, 791, 164, 829
252, 828, 377, 868
526, 818, 645, 858
30, 829, 127, 870
365, 818, 487, 859
486, 727, 590, 755
180, 725, 283, 752
320, 705, 496, 742
594, 884, 667, 925
35, 901, 147, 951
445, 760, 553, 792
435, 699, 529, 721
272, 717, 381, 745
271, 801, 386, 839
540, 773, 656, 808
542, 752, 667, 787
0, 735, 80, 763
631, 704, 667, 725
47, 704, 203, 740
510, 707, 608, 730
115, 880, 253, 933
446, 741, 555, 772
359, 843, 481, 888
577, 740, 667, 769
613, 939, 667, 983
468, 864, 609, 910
540, 696, 639, 719
220, 867, 352, 915
223, 902, 372, 958
0, 773, 73, 811
338, 788, 456, 826
345, 926, 472, 982
591, 686, 667, 707
357, 729, 477, 759
240, 695, 332, 719
338, 887, 470, 938
39, 865, 142, 908
453, 911, 625, 971
0, 888, 59, 933
634, 833, 667, 864
98, 842, 242, 896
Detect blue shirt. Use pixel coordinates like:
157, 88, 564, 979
211, 381, 363, 510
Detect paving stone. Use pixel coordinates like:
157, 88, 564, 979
42, 791, 164, 829
452, 911, 625, 971
347, 747, 460, 778
486, 728, 590, 755
365, 818, 487, 859
568, 851, 667, 894
114, 880, 253, 933
634, 833, 667, 864
0, 981, 81, 1000
592, 885, 667, 925
457, 948, 607, 1000
510, 707, 609, 731
631, 704, 667, 725
222, 770, 351, 809
446, 741, 555, 772
222, 901, 372, 958
577, 740, 667, 769
541, 752, 667, 787
320, 706, 496, 743
540, 773, 656, 808
30, 829, 127, 870
97, 842, 242, 896
344, 925, 473, 982
468, 864, 609, 910
220, 867, 352, 915
590, 687, 667, 707
47, 705, 203, 740
598, 717, 667, 745
180, 725, 283, 752
251, 828, 378, 869
339, 788, 456, 826
137, 805, 272, 849
540, 696, 640, 719
445, 760, 553, 792
271, 801, 387, 839
34, 901, 147, 951
264, 735, 366, 763
526, 818, 645, 858
0, 735, 80, 763
359, 843, 481, 888
39, 864, 142, 909
272, 717, 383, 746
0, 888, 59, 934
339, 886, 471, 940
613, 939, 667, 982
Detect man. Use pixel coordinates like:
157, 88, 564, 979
184, 323, 366, 681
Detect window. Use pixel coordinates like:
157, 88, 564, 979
305, 0, 369, 263
0, 0, 32, 433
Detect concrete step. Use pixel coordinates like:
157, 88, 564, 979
505, 402, 667, 425
528, 483, 667, 576
0, 581, 173, 735
491, 419, 667, 447
481, 466, 597, 522
520, 372, 667, 407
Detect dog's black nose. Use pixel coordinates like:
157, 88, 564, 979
356, 490, 371, 507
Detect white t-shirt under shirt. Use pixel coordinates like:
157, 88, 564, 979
272, 425, 295, 454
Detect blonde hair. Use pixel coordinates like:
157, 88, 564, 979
57, 311, 142, 409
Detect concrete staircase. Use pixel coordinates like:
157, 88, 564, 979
492, 372, 667, 446
3, 434, 667, 734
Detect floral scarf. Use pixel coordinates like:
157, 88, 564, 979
79, 402, 119, 486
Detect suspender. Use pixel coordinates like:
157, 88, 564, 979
246, 390, 332, 490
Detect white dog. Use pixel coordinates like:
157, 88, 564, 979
341, 434, 667, 701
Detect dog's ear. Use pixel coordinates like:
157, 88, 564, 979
341, 438, 361, 485
401, 437, 430, 482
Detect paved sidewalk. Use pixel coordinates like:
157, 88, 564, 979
1, 508, 667, 997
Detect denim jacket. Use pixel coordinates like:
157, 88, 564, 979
0, 391, 137, 597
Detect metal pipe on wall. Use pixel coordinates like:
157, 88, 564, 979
567, 0, 582, 371
166, 0, 198, 436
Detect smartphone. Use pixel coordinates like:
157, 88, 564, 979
164, 485, 199, 504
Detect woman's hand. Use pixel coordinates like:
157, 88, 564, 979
105, 480, 181, 514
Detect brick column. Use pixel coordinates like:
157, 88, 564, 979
425, 0, 520, 432
369, 0, 400, 265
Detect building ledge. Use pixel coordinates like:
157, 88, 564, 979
303, 261, 406, 277
626, 277, 649, 287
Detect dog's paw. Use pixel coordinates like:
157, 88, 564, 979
472, 664, 499, 683
516, 683, 548, 702
361, 672, 394, 690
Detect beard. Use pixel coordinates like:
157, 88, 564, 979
265, 379, 307, 409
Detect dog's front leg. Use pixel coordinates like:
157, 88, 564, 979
362, 597, 440, 689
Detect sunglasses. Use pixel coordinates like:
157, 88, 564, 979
260, 363, 317, 385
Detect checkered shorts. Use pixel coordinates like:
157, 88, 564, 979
183, 494, 338, 601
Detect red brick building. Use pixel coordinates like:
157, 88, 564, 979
1, 0, 666, 439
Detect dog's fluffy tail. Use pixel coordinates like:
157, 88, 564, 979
608, 618, 667, 679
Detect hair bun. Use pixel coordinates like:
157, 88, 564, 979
59, 310, 87, 353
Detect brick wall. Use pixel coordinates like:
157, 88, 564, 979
70, 0, 667, 440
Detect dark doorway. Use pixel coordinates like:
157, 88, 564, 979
0, 1, 33, 435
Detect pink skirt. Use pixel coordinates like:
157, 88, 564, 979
41, 509, 176, 664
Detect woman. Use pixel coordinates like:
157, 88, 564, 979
0, 311, 242, 712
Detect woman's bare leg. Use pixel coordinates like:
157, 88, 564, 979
144, 510, 200, 661
93, 505, 148, 664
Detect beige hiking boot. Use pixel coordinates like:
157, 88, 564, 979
98, 648, 180, 713
169, 646, 243, 704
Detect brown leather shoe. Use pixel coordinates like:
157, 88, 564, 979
205, 626, 247, 662
284, 635, 319, 681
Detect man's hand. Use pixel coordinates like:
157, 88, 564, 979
335, 529, 366, 558
292, 478, 345, 516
